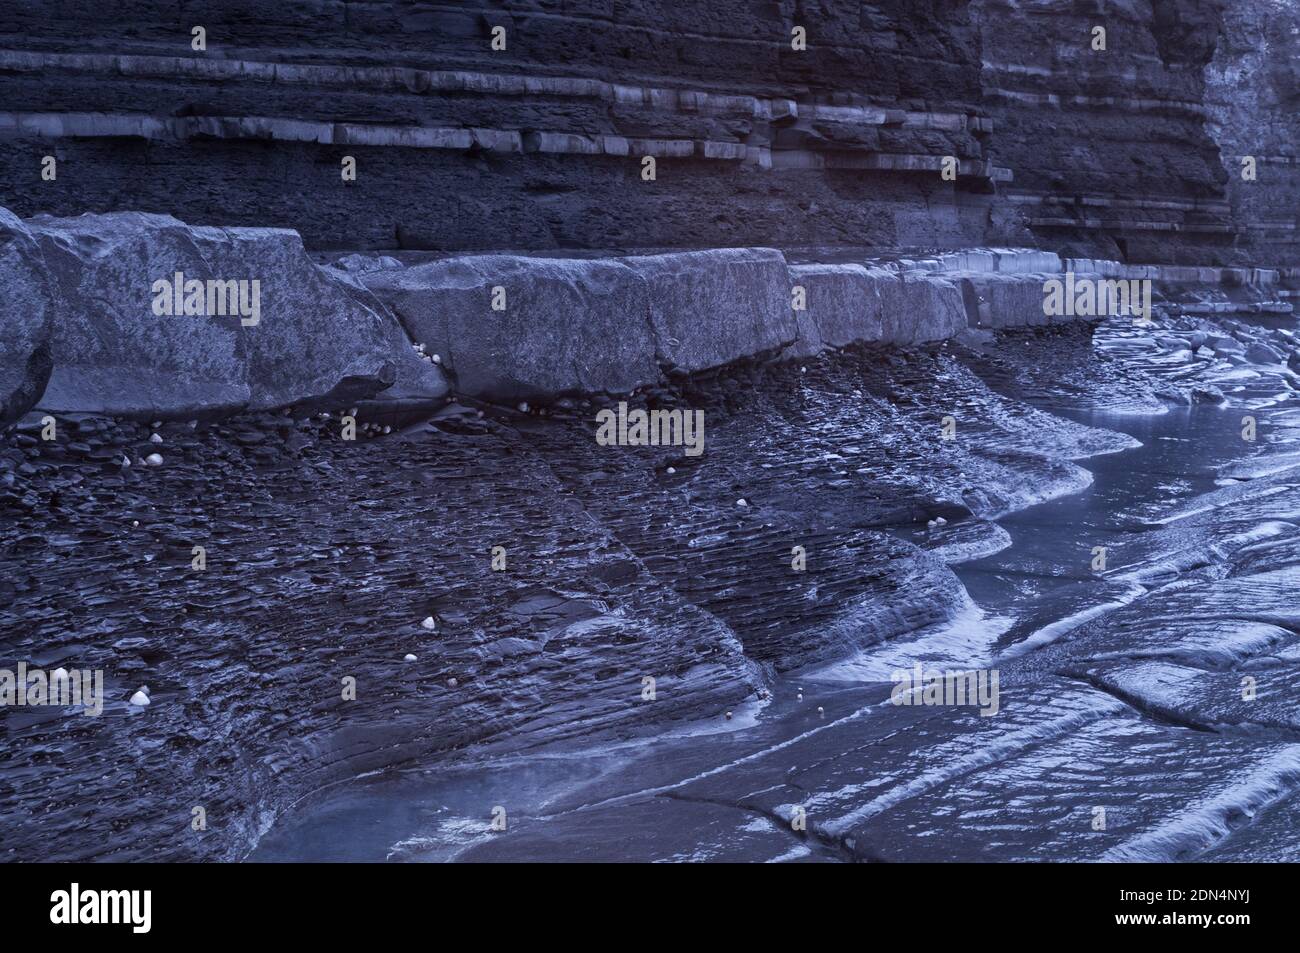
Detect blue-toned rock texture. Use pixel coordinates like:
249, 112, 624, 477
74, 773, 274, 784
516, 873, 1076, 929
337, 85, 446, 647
1, 1, 1300, 866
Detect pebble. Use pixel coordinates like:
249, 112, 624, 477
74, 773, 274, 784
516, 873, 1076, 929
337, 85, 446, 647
447, 677, 458, 688
149, 433, 162, 444
666, 467, 676, 475
421, 616, 437, 631
129, 689, 150, 707
403, 654, 417, 662
145, 453, 163, 466
736, 498, 748, 507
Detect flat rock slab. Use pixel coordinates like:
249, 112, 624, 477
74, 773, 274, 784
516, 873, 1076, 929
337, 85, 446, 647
956, 272, 1057, 329
364, 247, 795, 400
22, 209, 446, 417
362, 254, 660, 402
625, 247, 795, 373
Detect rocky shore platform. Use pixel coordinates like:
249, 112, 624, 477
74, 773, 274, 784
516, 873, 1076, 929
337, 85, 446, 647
3, 205, 1300, 861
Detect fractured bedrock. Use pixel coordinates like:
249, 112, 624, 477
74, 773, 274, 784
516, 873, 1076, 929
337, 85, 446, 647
362, 248, 1068, 402
0, 206, 449, 422
1, 201, 1157, 419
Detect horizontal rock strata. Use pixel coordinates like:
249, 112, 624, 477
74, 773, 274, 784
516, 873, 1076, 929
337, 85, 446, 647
0, 2, 1001, 251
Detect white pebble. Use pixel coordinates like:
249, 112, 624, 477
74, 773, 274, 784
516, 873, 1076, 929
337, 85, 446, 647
934, 517, 948, 526
817, 706, 825, 716
145, 453, 163, 466
129, 690, 150, 707
736, 498, 748, 507
725, 711, 733, 720
666, 467, 676, 475
149, 433, 162, 444
421, 616, 437, 631
517, 402, 530, 413
403, 653, 417, 662
432, 354, 442, 365
447, 677, 458, 688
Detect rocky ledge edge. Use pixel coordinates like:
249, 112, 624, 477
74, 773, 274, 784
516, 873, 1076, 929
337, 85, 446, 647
5, 205, 1295, 430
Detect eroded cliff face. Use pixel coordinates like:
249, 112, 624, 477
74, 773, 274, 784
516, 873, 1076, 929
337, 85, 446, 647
0, 1, 1003, 252
1204, 0, 1300, 268
0, 2, 1290, 265
974, 0, 1233, 264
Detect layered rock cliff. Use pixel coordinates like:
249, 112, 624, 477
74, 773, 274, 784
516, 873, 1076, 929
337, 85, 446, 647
0, 1, 1291, 265
1204, 0, 1300, 267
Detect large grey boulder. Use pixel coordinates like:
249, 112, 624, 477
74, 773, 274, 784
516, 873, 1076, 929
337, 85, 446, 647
786, 263, 886, 357
876, 272, 968, 344
625, 248, 796, 373
0, 209, 53, 429
362, 255, 660, 402
785, 263, 968, 355
956, 273, 1056, 329
25, 211, 446, 417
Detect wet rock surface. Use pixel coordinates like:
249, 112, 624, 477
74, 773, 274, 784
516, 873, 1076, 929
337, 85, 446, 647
261, 312, 1300, 864
0, 408, 761, 860
6, 304, 1300, 863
